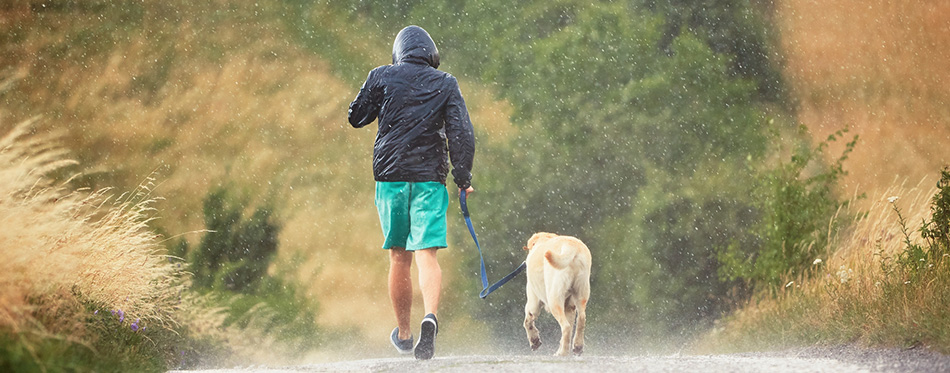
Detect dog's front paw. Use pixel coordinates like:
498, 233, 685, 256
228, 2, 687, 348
530, 338, 542, 351
573, 345, 584, 356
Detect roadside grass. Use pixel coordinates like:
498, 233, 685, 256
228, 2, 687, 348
0, 116, 188, 371
698, 0, 950, 356
696, 175, 950, 354
0, 115, 326, 370
0, 116, 294, 371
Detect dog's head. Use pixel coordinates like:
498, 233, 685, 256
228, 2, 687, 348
524, 232, 557, 251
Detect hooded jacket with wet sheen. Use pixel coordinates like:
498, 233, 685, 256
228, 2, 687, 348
348, 25, 475, 190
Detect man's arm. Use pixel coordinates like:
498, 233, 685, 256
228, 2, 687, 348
444, 76, 475, 190
348, 67, 384, 128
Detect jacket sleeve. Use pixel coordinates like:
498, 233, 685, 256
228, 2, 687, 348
443, 76, 475, 190
348, 67, 384, 128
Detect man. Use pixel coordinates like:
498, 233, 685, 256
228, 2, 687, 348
348, 25, 475, 360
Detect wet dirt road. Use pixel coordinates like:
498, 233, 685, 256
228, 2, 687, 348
176, 345, 950, 373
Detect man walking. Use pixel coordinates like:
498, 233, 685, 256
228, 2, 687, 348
348, 25, 475, 360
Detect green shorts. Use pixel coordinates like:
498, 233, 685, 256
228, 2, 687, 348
375, 181, 448, 251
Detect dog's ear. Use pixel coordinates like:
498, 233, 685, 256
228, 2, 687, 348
526, 233, 541, 251
526, 232, 553, 251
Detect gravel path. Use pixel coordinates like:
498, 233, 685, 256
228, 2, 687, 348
174, 345, 950, 373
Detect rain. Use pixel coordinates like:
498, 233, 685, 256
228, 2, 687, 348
1, 0, 949, 371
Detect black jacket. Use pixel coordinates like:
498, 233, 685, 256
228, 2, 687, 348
348, 25, 475, 190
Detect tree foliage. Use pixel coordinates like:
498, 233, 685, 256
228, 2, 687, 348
303, 0, 848, 340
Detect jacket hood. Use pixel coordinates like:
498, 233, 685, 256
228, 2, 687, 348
392, 25, 440, 69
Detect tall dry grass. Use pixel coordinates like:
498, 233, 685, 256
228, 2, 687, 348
777, 0, 950, 196
0, 115, 312, 367
0, 116, 180, 339
696, 177, 950, 353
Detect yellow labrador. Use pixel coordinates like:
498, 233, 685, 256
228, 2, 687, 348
522, 232, 591, 356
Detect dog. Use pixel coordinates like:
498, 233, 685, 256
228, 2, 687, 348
522, 232, 592, 356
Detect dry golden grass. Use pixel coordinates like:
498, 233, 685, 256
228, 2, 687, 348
0, 116, 180, 338
777, 0, 950, 197
0, 114, 301, 365
695, 177, 947, 352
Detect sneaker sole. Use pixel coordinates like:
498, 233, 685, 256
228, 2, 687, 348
414, 319, 437, 360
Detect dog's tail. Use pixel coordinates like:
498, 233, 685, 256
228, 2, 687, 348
544, 242, 578, 270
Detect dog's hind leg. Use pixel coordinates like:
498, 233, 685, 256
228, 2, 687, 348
564, 300, 578, 353
524, 291, 542, 351
550, 300, 574, 356
572, 297, 587, 355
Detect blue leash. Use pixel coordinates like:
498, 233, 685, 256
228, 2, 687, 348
459, 189, 526, 299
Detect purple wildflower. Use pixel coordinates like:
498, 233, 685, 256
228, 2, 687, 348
131, 319, 140, 332
94, 310, 99, 315
118, 309, 125, 323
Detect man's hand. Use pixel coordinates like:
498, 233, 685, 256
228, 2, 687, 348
460, 186, 475, 196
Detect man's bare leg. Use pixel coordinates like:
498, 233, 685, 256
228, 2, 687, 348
389, 247, 413, 339
414, 248, 441, 316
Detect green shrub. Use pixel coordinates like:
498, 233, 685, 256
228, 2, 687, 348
719, 128, 857, 287
698, 167, 950, 355
189, 186, 279, 293
921, 166, 950, 252
179, 185, 320, 357
0, 293, 222, 373
895, 166, 950, 276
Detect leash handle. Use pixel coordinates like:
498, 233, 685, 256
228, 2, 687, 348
459, 188, 471, 218
459, 189, 526, 299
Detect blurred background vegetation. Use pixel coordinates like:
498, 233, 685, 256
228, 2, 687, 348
1, 0, 947, 369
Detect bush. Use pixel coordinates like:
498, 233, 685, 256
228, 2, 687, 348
189, 186, 279, 293
921, 166, 950, 251
895, 166, 950, 276
179, 185, 320, 357
719, 128, 857, 287
697, 167, 950, 355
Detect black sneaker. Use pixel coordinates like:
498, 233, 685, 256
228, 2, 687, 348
414, 313, 438, 360
390, 327, 413, 355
